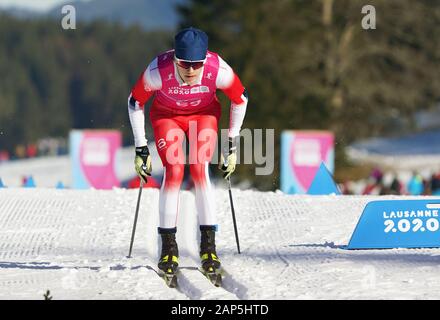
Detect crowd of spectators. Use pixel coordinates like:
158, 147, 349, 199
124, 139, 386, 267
341, 167, 440, 196
0, 137, 68, 163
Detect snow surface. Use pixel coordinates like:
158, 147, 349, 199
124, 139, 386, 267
1, 184, 440, 300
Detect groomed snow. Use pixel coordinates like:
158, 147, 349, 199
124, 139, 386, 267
1, 186, 440, 300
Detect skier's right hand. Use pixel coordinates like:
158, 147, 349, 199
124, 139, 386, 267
134, 145, 152, 183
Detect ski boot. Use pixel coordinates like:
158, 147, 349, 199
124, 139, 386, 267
158, 228, 179, 287
199, 225, 222, 287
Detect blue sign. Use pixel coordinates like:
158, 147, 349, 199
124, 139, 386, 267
55, 181, 65, 189
348, 199, 440, 249
307, 162, 341, 195
23, 176, 36, 188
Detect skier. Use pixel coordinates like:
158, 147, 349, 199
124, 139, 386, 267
127, 27, 248, 278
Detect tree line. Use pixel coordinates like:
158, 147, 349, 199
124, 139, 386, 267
0, 14, 172, 154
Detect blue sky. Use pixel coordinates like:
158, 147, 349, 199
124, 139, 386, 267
0, 0, 89, 12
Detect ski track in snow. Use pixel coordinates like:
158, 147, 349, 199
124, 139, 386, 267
1, 188, 440, 299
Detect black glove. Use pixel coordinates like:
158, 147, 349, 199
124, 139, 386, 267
134, 145, 152, 183
219, 137, 237, 179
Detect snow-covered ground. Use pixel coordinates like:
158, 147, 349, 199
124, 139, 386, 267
1, 185, 440, 300
2, 150, 440, 300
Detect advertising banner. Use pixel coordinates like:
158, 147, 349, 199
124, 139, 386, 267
70, 130, 121, 189
281, 130, 334, 194
348, 199, 440, 249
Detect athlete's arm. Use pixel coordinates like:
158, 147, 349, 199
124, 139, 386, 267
216, 56, 248, 138
128, 58, 162, 147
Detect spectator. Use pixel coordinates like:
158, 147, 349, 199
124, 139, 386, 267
407, 171, 424, 195
26, 143, 38, 158
389, 175, 402, 195
371, 167, 383, 184
431, 173, 440, 196
15, 144, 26, 159
340, 181, 354, 195
0, 150, 9, 162
362, 168, 384, 195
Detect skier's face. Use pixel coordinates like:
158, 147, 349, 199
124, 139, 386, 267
175, 58, 204, 85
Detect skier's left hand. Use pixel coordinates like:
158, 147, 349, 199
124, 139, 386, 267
219, 137, 237, 180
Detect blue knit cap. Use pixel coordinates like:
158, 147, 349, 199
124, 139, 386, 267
174, 27, 208, 61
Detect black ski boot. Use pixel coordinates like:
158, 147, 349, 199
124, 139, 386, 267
199, 225, 222, 286
200, 225, 221, 273
158, 228, 179, 275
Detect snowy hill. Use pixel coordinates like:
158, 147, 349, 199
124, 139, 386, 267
1, 186, 440, 300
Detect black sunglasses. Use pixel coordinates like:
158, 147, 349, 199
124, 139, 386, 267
175, 59, 205, 70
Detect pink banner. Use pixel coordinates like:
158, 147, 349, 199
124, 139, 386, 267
287, 131, 334, 192
77, 130, 121, 189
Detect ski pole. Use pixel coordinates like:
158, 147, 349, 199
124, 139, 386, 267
127, 175, 145, 258
227, 176, 241, 254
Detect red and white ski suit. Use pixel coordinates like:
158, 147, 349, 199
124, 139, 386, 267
128, 50, 247, 229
